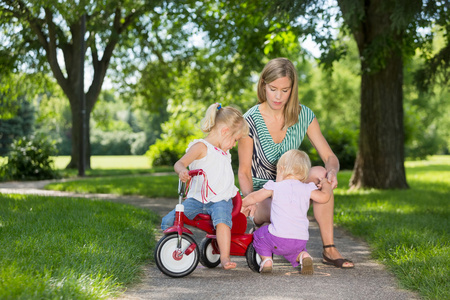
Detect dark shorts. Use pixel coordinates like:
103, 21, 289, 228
253, 225, 308, 268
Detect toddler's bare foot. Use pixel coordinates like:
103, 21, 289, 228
221, 259, 236, 270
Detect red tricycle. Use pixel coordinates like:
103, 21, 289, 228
154, 169, 261, 277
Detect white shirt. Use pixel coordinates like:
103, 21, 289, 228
186, 139, 238, 203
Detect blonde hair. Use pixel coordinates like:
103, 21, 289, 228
277, 149, 311, 182
201, 103, 249, 137
257, 58, 301, 130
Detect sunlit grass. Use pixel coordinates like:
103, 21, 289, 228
1, 156, 174, 180
52, 155, 152, 170
333, 156, 450, 300
52, 156, 173, 178
0, 194, 160, 299
46, 175, 180, 198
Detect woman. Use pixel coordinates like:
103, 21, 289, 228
238, 57, 354, 268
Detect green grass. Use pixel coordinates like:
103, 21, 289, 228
52, 155, 152, 170
52, 156, 173, 178
333, 155, 450, 300
46, 175, 180, 198
1, 155, 174, 180
0, 194, 160, 299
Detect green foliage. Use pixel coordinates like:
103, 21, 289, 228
146, 116, 204, 167
0, 194, 160, 299
0, 97, 35, 156
1, 135, 59, 180
403, 40, 450, 159
302, 127, 358, 170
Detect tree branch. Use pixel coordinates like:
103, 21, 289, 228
87, 7, 140, 108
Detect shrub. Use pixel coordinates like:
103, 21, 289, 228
146, 118, 203, 167
1, 134, 60, 180
302, 127, 358, 171
0, 98, 35, 156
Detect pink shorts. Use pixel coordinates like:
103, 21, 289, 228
253, 225, 308, 268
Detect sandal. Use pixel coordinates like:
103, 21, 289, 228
322, 244, 354, 269
259, 258, 273, 273
299, 252, 313, 275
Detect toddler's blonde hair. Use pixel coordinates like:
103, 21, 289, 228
277, 149, 311, 182
201, 103, 249, 137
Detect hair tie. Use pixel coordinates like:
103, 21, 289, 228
216, 103, 222, 110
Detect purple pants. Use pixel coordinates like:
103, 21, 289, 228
253, 225, 308, 268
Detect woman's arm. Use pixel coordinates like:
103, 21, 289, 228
306, 118, 340, 189
174, 143, 207, 182
238, 136, 254, 197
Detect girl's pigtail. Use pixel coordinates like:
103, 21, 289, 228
201, 103, 221, 132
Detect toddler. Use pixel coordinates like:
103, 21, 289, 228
161, 103, 249, 270
242, 149, 331, 274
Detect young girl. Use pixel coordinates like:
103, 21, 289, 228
241, 149, 331, 274
161, 103, 249, 270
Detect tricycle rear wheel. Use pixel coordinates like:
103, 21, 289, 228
199, 237, 221, 268
245, 242, 262, 273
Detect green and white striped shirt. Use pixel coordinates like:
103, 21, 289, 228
244, 104, 315, 191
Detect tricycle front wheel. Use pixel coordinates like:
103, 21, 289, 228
154, 233, 199, 278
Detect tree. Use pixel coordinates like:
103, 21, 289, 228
0, 0, 196, 169
265, 0, 449, 189
194, 0, 448, 188
0, 96, 34, 156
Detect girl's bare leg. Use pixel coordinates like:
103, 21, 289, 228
216, 223, 236, 270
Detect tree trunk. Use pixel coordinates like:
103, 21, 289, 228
350, 52, 409, 189
65, 92, 92, 170
347, 0, 409, 189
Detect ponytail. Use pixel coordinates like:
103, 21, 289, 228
201, 103, 222, 132
200, 103, 249, 137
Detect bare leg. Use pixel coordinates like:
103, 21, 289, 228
309, 166, 354, 268
216, 223, 236, 270
252, 197, 272, 226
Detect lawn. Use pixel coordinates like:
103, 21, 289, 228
51, 156, 173, 178
333, 156, 449, 300
0, 194, 160, 299
0, 155, 174, 179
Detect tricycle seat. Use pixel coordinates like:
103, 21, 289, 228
194, 213, 211, 220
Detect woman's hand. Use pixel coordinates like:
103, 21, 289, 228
326, 169, 338, 189
306, 118, 340, 190
241, 203, 257, 217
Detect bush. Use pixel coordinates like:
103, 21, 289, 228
146, 118, 203, 167
0, 98, 35, 156
1, 135, 60, 180
302, 127, 358, 170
